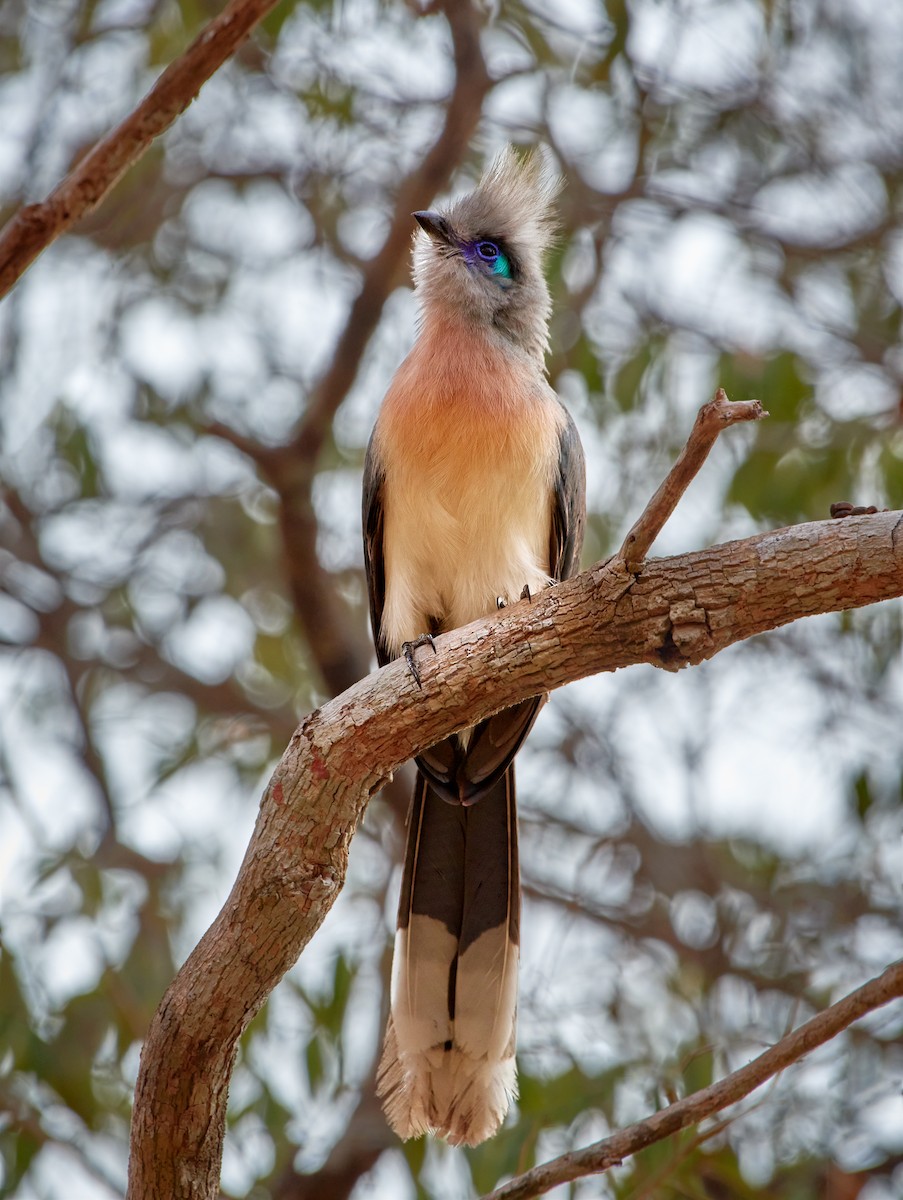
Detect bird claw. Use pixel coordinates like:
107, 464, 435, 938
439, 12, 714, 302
498, 585, 531, 611
402, 634, 437, 689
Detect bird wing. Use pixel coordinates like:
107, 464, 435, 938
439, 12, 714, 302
550, 402, 587, 584
416, 695, 544, 805
362, 431, 390, 667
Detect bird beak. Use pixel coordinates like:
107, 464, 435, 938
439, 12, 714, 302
413, 211, 455, 246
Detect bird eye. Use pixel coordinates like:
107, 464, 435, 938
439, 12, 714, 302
476, 240, 499, 261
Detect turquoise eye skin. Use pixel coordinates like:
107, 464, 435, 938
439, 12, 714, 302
474, 240, 512, 279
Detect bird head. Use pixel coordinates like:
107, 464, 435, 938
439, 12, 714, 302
411, 147, 561, 363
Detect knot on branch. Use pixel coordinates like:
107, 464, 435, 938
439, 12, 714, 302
658, 598, 713, 670
297, 865, 343, 905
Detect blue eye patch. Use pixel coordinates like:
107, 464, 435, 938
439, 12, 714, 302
471, 239, 512, 279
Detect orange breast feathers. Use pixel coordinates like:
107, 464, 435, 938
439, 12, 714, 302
373, 321, 564, 658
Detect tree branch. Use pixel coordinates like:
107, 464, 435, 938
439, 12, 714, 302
205, 2, 494, 841
207, 0, 492, 727
483, 959, 903, 1200
619, 389, 767, 569
127, 503, 903, 1197
259, 0, 493, 701
0, 0, 282, 297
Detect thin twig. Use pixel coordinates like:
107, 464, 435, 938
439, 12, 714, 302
483, 959, 903, 1200
618, 388, 768, 572
0, 0, 282, 296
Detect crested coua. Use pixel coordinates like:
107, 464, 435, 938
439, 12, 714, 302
362, 149, 586, 1146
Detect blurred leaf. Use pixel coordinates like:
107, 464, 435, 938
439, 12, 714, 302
53, 408, 101, 499
0, 1125, 42, 1200
879, 440, 903, 508
517, 1063, 616, 1129
259, 3, 295, 41
570, 332, 606, 396
718, 351, 809, 421
729, 438, 859, 524
0, 948, 32, 1065
681, 1044, 715, 1096
305, 1035, 323, 1092
613, 342, 655, 413
853, 771, 873, 822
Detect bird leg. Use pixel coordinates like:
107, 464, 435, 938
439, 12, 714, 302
402, 634, 437, 689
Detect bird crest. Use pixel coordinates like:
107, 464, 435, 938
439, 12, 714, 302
412, 147, 562, 361
446, 146, 561, 263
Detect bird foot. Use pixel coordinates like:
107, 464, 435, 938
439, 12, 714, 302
402, 634, 437, 689
497, 585, 532, 611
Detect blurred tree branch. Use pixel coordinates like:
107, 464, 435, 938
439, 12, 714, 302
0, 0, 283, 297
211, 0, 494, 707
208, 0, 493, 833
485, 957, 903, 1200
269, 1078, 392, 1200
127, 500, 903, 1198
0, 480, 299, 849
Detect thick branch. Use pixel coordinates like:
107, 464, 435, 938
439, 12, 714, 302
127, 507, 903, 1198
0, 0, 281, 297
485, 959, 903, 1200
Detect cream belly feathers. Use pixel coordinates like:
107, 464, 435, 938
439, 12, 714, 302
373, 317, 565, 661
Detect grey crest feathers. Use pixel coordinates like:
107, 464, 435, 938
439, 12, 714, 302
412, 147, 562, 363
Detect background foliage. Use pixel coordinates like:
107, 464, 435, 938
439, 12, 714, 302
1, 0, 902, 1196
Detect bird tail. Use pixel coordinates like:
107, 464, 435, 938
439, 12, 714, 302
377, 768, 520, 1147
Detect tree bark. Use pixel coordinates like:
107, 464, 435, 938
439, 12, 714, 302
127, 508, 903, 1198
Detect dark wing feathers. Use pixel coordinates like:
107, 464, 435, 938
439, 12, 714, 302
362, 432, 390, 667
400, 773, 467, 938
550, 405, 586, 584
459, 768, 520, 953
416, 696, 544, 806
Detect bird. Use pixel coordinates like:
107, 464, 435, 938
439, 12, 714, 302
362, 147, 586, 1147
